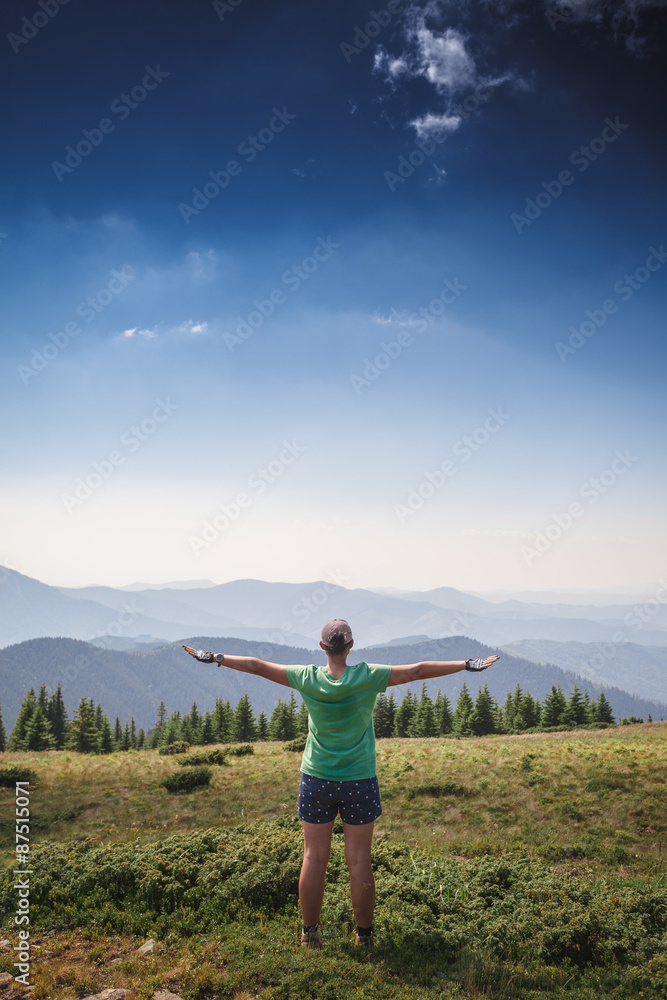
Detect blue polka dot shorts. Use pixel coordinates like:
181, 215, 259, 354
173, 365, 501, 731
298, 772, 382, 825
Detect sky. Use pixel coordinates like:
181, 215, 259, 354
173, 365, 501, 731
1, 0, 666, 594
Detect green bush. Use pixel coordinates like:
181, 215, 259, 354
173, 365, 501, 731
282, 736, 307, 753
227, 744, 254, 756
161, 767, 212, 794
176, 748, 228, 767
0, 766, 38, 787
158, 741, 191, 755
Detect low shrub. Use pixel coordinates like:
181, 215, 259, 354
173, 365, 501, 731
158, 741, 191, 755
227, 744, 254, 756
0, 766, 38, 787
177, 748, 228, 767
162, 767, 212, 794
283, 736, 307, 753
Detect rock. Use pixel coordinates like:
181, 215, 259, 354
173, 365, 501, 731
0, 973, 14, 988
152, 992, 185, 1000
0, 941, 11, 953
135, 939, 158, 955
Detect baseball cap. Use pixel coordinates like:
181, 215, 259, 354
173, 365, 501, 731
320, 618, 353, 650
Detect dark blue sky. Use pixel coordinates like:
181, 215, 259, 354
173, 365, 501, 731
1, 0, 666, 592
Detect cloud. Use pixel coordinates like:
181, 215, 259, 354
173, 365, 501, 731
410, 111, 462, 138
119, 327, 157, 340
178, 319, 208, 336
374, 9, 510, 140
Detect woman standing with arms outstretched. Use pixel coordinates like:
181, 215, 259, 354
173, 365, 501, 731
184, 619, 498, 949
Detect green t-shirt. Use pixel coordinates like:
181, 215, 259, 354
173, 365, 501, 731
286, 661, 392, 780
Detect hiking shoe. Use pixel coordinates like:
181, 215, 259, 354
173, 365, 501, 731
354, 931, 374, 947
301, 928, 322, 950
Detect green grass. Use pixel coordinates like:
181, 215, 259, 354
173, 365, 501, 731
0, 724, 665, 999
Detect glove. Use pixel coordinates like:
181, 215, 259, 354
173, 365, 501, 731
183, 646, 216, 663
465, 658, 489, 672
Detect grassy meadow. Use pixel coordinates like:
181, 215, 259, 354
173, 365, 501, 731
0, 723, 665, 1000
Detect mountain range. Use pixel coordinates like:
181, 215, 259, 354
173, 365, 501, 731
0, 567, 665, 724
0, 634, 664, 734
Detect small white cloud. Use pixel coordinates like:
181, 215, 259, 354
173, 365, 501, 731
415, 26, 476, 93
178, 319, 208, 336
117, 326, 158, 340
410, 111, 462, 138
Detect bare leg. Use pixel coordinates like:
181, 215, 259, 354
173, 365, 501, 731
299, 819, 335, 926
342, 821, 375, 928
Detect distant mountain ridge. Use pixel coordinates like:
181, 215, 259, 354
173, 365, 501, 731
2, 567, 666, 649
0, 634, 664, 733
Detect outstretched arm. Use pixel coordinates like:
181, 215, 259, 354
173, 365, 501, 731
182, 645, 292, 688
387, 655, 499, 687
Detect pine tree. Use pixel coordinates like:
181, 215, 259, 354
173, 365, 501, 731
95, 703, 104, 731
296, 701, 309, 737
502, 689, 517, 733
452, 683, 474, 737
541, 686, 568, 728
519, 691, 541, 730
470, 683, 497, 736
373, 693, 395, 738
434, 691, 452, 735
25, 707, 56, 751
66, 697, 100, 753
120, 722, 132, 751
37, 683, 49, 715
114, 716, 123, 746
256, 712, 269, 741
566, 685, 588, 728
595, 691, 615, 725
269, 699, 296, 741
130, 718, 137, 748
214, 699, 234, 743
98, 716, 114, 754
7, 690, 38, 751
47, 686, 69, 749
201, 712, 215, 744
190, 702, 200, 729
0, 704, 6, 752
393, 690, 417, 737
180, 715, 194, 744
156, 701, 168, 731
235, 693, 258, 742
136, 728, 146, 750
409, 684, 438, 737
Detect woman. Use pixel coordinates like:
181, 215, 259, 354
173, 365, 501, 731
183, 619, 498, 949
